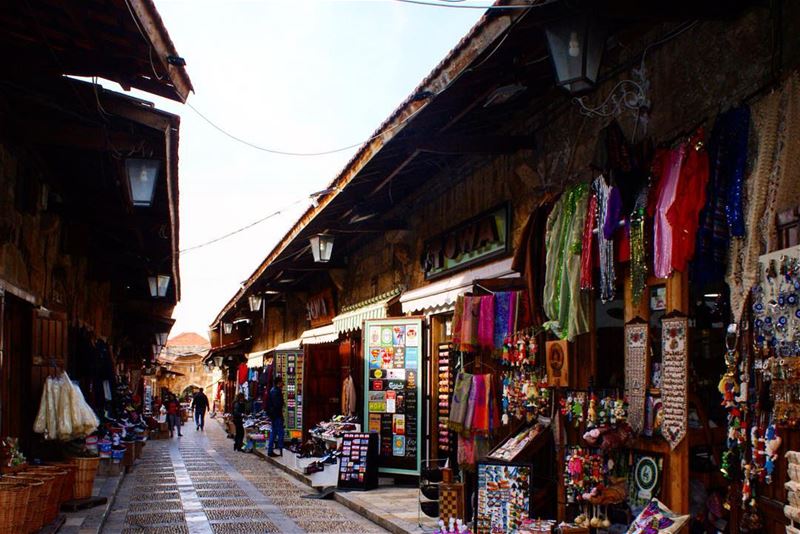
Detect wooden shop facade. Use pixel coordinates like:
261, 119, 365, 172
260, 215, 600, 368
209, 1, 800, 532
0, 0, 190, 459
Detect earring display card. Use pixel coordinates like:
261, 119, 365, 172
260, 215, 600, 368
364, 317, 424, 476
476, 461, 531, 534
437, 343, 454, 454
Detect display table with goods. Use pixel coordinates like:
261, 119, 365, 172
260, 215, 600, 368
309, 415, 361, 449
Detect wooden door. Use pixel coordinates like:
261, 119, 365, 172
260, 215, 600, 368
304, 343, 341, 437
0, 294, 33, 452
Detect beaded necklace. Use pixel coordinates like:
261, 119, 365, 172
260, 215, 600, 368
593, 175, 616, 302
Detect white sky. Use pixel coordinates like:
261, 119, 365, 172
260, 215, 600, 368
126, 1, 484, 338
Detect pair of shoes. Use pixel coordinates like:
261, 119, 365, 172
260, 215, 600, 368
196, 426, 199, 431
178, 433, 183, 437
268, 452, 280, 458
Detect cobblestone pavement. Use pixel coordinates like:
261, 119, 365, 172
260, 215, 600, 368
106, 419, 388, 533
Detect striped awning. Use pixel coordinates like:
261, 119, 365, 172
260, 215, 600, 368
332, 288, 402, 335
300, 324, 338, 345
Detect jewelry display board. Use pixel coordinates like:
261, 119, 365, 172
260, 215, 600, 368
476, 461, 531, 533
364, 317, 423, 476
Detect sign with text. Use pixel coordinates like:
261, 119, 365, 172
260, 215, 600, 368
421, 203, 510, 280
364, 317, 424, 476
306, 288, 336, 327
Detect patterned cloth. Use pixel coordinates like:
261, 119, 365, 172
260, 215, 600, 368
653, 146, 686, 279
477, 296, 495, 350
493, 292, 513, 349
448, 371, 473, 434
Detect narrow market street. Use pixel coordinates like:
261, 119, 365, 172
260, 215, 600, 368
104, 420, 388, 534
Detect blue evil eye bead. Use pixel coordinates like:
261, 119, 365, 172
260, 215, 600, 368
755, 319, 764, 328
755, 302, 765, 312
788, 294, 798, 305
779, 316, 788, 326
770, 337, 778, 347
795, 309, 800, 319
757, 335, 765, 344
765, 316, 772, 325
795, 280, 800, 289
779, 296, 786, 306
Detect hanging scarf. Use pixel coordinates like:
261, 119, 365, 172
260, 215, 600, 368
493, 292, 513, 350
653, 146, 686, 279
630, 185, 650, 305
460, 296, 480, 352
468, 374, 490, 435
477, 295, 495, 350
452, 295, 464, 348
580, 192, 598, 290
594, 175, 617, 302
448, 371, 473, 434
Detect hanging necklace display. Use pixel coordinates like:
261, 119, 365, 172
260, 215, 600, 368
593, 175, 616, 303
660, 314, 688, 450
625, 320, 649, 434
629, 186, 650, 305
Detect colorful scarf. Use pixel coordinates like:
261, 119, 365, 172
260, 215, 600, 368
448, 371, 473, 434
459, 296, 480, 352
493, 292, 512, 350
477, 295, 495, 350
452, 295, 465, 348
467, 374, 490, 435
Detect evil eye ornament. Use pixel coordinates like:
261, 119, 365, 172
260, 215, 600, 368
779, 316, 788, 326
755, 319, 763, 328
795, 309, 800, 319
754, 302, 765, 313
787, 293, 798, 305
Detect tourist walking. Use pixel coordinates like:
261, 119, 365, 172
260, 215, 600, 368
191, 388, 209, 430
267, 375, 284, 457
232, 393, 246, 451
166, 394, 182, 437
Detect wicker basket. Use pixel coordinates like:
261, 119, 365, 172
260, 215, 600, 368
70, 456, 100, 499
28, 466, 68, 506
0, 481, 30, 534
18, 470, 59, 525
45, 462, 77, 501
4, 475, 44, 533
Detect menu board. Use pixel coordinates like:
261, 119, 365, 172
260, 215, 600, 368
363, 317, 423, 476
276, 350, 304, 439
337, 432, 378, 490
476, 462, 531, 534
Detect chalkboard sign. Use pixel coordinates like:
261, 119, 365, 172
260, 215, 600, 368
337, 432, 379, 490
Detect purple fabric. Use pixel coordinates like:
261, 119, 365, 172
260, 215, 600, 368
477, 295, 495, 349
493, 292, 512, 349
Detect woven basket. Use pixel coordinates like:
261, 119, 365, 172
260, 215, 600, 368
0, 481, 30, 534
28, 466, 68, 506
70, 456, 99, 499
45, 462, 77, 501
4, 475, 44, 533
18, 470, 59, 525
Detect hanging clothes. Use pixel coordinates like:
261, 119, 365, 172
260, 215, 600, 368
512, 198, 554, 327
653, 145, 687, 279
594, 175, 618, 302
694, 106, 750, 287
477, 295, 495, 350
544, 184, 590, 341
341, 374, 357, 415
580, 192, 598, 290
728, 73, 800, 321
667, 129, 710, 273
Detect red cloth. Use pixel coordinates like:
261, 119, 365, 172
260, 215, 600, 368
667, 131, 709, 272
237, 363, 248, 385
166, 400, 179, 415
581, 192, 598, 289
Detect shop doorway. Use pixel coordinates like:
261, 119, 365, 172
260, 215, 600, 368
304, 343, 341, 437
0, 293, 33, 452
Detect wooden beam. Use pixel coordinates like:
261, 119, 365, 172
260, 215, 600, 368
414, 134, 536, 155
7, 117, 158, 153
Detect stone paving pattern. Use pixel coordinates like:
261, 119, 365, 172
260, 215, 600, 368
106, 420, 388, 533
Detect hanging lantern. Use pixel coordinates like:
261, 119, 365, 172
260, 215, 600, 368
544, 15, 607, 94
148, 274, 171, 298
248, 294, 263, 312
213, 355, 224, 368
223, 322, 233, 335
124, 158, 160, 207
152, 344, 162, 358
154, 332, 169, 346
309, 234, 334, 263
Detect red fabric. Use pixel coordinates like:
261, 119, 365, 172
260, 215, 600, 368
667, 130, 709, 272
616, 225, 630, 263
581, 192, 598, 289
166, 400, 179, 415
237, 363, 248, 385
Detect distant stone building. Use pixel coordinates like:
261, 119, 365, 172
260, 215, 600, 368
156, 333, 219, 401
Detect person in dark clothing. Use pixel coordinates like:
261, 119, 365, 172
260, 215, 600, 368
191, 388, 210, 431
267, 375, 284, 457
166, 394, 182, 437
232, 393, 247, 452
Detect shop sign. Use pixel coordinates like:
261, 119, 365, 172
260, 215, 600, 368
306, 288, 335, 327
421, 203, 510, 280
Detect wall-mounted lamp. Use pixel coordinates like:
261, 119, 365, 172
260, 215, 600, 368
148, 275, 170, 298
248, 294, 263, 312
125, 158, 160, 207
223, 322, 233, 335
545, 16, 607, 94
309, 234, 334, 263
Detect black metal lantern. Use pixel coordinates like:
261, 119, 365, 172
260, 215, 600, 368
125, 158, 160, 207
309, 234, 334, 263
545, 15, 607, 94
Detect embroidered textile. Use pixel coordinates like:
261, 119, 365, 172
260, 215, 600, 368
452, 295, 465, 348
661, 316, 688, 450
460, 296, 480, 352
625, 322, 649, 434
728, 74, 800, 322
